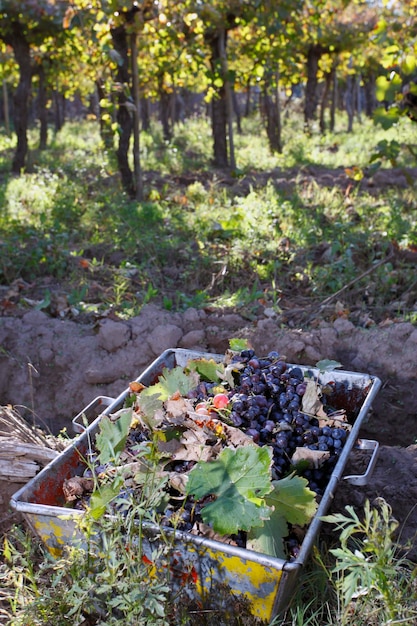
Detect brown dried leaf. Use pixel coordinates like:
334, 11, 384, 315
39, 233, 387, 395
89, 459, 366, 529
291, 447, 330, 469
165, 395, 194, 418
63, 476, 94, 502
129, 381, 145, 393
157, 436, 221, 463
318, 411, 352, 431
190, 521, 238, 545
221, 423, 257, 448
302, 380, 328, 419
169, 471, 189, 494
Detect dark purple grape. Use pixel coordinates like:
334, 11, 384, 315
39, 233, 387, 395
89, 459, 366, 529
246, 428, 260, 443
294, 414, 305, 427
332, 428, 346, 440
310, 426, 321, 438
254, 394, 268, 408
302, 432, 314, 445
252, 382, 267, 394
230, 412, 243, 426
296, 382, 307, 396
288, 399, 300, 412
241, 349, 255, 360
268, 351, 280, 360
275, 434, 288, 448
289, 367, 304, 381
231, 400, 245, 414
268, 382, 281, 394
270, 409, 283, 421
271, 361, 287, 376
247, 406, 260, 420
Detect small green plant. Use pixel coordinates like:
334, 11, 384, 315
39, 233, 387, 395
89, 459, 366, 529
322, 498, 417, 625
0, 418, 173, 625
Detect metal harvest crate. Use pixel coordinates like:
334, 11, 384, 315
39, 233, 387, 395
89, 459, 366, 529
10, 349, 381, 621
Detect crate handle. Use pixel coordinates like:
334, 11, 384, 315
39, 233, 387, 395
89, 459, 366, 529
343, 438, 379, 486
72, 396, 116, 434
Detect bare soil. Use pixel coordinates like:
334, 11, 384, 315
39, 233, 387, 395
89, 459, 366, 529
1, 304, 417, 556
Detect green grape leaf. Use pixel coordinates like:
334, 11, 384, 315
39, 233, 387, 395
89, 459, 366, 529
315, 359, 342, 373
148, 366, 198, 399
268, 474, 318, 526
229, 337, 250, 352
89, 475, 124, 520
186, 445, 273, 535
138, 367, 198, 422
375, 72, 402, 103
186, 357, 224, 383
95, 410, 132, 465
373, 105, 401, 130
247, 474, 318, 558
246, 508, 288, 560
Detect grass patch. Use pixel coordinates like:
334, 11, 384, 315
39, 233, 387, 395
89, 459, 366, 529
0, 113, 417, 324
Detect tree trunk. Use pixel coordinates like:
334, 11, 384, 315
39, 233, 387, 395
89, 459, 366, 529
218, 27, 235, 169
330, 68, 337, 131
5, 24, 32, 173
2, 81, 11, 136
262, 69, 282, 154
95, 80, 114, 150
130, 32, 143, 202
38, 64, 48, 150
158, 77, 172, 142
244, 81, 251, 117
205, 29, 229, 168
232, 88, 242, 134
54, 91, 65, 132
319, 69, 334, 134
141, 97, 150, 131
363, 71, 377, 117
110, 23, 134, 198
355, 75, 362, 124
304, 44, 325, 130
174, 90, 185, 124
345, 75, 354, 133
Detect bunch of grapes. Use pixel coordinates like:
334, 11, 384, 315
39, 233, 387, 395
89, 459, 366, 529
191, 349, 348, 496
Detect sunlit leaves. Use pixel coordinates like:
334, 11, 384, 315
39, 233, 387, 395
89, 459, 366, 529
376, 73, 402, 103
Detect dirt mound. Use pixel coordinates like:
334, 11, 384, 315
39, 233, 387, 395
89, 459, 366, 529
1, 306, 416, 553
